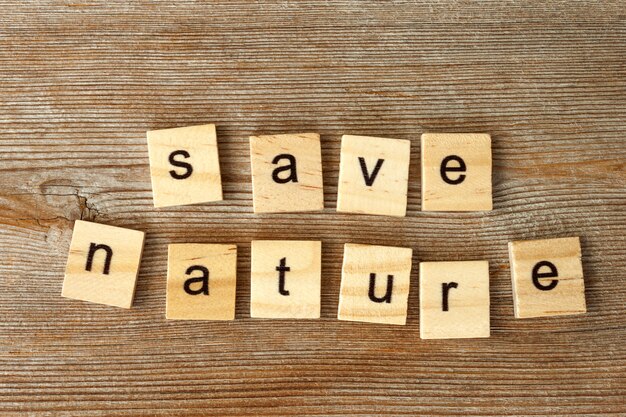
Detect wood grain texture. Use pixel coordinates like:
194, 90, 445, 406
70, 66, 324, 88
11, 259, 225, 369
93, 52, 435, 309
0, 1, 624, 415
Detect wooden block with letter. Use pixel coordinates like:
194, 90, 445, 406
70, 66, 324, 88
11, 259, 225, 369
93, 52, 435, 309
419, 260, 490, 339
421, 133, 492, 211
508, 237, 586, 318
336, 135, 411, 217
147, 123, 223, 208
62, 220, 145, 308
250, 240, 322, 318
249, 133, 324, 213
338, 243, 413, 325
166, 244, 237, 320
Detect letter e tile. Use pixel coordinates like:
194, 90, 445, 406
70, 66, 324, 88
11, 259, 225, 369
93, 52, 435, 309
509, 237, 586, 318
421, 133, 492, 211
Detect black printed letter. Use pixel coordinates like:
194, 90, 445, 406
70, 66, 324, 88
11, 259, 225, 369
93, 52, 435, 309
183, 265, 209, 295
85, 243, 113, 275
441, 282, 458, 311
271, 154, 298, 183
169, 150, 193, 180
276, 257, 290, 296
440, 155, 466, 185
358, 157, 385, 186
368, 273, 393, 303
532, 261, 559, 291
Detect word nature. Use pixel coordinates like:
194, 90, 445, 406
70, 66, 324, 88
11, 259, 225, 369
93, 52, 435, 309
62, 220, 587, 339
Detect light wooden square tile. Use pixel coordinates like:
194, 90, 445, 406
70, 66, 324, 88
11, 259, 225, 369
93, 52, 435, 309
419, 261, 490, 339
147, 124, 223, 208
338, 243, 413, 325
509, 237, 586, 318
250, 240, 322, 318
249, 133, 324, 213
166, 244, 237, 320
421, 133, 492, 211
336, 135, 411, 217
62, 220, 145, 309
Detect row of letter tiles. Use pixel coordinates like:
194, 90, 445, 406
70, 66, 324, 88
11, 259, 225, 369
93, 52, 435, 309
145, 124, 493, 213
62, 221, 587, 337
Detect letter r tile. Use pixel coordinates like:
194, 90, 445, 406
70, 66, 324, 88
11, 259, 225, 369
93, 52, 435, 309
508, 237, 586, 318
166, 244, 237, 320
337, 135, 411, 217
249, 133, 324, 213
62, 220, 145, 309
147, 124, 223, 208
338, 243, 413, 325
419, 261, 490, 339
421, 133, 492, 211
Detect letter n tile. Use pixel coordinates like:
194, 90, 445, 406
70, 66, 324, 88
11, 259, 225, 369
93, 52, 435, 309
62, 220, 145, 308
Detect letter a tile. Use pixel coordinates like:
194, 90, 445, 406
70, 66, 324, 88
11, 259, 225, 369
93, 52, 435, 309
338, 243, 413, 325
250, 240, 322, 318
337, 135, 411, 217
62, 220, 145, 308
421, 133, 492, 211
249, 133, 324, 213
166, 244, 237, 320
509, 237, 586, 318
147, 124, 223, 208
419, 261, 490, 339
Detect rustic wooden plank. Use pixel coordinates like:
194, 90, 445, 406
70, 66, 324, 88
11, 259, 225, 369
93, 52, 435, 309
0, 1, 624, 415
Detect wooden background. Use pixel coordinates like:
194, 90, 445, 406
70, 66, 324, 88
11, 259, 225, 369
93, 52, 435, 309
1, 1, 624, 415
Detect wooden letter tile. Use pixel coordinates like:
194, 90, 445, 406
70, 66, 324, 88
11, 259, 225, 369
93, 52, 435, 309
508, 237, 586, 318
147, 124, 223, 208
249, 133, 324, 213
419, 261, 490, 339
166, 244, 237, 320
336, 135, 411, 217
62, 220, 145, 308
250, 240, 322, 318
421, 133, 492, 211
338, 243, 413, 325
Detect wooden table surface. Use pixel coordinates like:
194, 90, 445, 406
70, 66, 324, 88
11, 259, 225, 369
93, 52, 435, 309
1, 1, 625, 416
